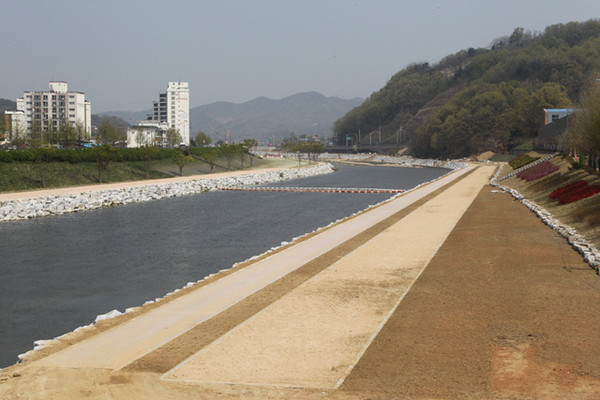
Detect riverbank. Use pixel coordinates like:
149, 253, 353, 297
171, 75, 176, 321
2, 163, 599, 399
0, 154, 468, 223
0, 161, 334, 222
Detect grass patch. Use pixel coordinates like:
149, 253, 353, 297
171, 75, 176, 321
0, 155, 278, 193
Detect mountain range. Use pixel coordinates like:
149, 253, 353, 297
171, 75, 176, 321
98, 92, 363, 142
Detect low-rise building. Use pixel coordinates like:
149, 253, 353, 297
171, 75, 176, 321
126, 121, 169, 148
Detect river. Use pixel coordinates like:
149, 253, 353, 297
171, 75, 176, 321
0, 163, 448, 368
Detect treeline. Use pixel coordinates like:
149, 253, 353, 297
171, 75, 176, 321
334, 19, 600, 158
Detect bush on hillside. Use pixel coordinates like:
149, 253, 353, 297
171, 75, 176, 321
509, 154, 540, 169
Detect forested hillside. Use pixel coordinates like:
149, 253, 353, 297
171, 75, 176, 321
334, 20, 600, 158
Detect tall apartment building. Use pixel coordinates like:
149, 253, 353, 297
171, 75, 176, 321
149, 82, 190, 145
10, 81, 91, 138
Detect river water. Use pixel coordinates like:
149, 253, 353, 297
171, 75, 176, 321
0, 163, 448, 368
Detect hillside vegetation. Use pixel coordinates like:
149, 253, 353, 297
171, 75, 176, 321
334, 20, 600, 158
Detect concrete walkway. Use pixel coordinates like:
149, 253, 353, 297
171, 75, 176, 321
35, 165, 492, 380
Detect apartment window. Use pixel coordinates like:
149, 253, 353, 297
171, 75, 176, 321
52, 95, 57, 100
43, 95, 48, 100
552, 114, 560, 122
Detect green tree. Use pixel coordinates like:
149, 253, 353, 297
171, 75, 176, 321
195, 130, 212, 146
97, 117, 125, 145
202, 148, 219, 172
93, 144, 117, 183
166, 128, 182, 148
172, 151, 193, 176
28, 121, 44, 143
134, 127, 154, 147
514, 82, 572, 136
75, 122, 89, 145
221, 144, 237, 169
45, 121, 59, 145
30, 140, 52, 188
567, 79, 600, 169
242, 138, 258, 166
58, 123, 78, 147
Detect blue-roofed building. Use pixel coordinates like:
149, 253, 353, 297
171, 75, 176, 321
543, 108, 578, 125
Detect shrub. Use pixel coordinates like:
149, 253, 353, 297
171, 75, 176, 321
509, 154, 540, 170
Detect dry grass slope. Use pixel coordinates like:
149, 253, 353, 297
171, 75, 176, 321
499, 153, 600, 249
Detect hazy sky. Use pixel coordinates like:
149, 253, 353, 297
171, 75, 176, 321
2, 0, 599, 112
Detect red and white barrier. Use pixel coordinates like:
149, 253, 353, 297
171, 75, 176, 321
219, 186, 403, 194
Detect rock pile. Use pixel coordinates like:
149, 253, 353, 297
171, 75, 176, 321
0, 164, 335, 223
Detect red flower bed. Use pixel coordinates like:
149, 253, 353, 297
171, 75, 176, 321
549, 180, 600, 204
517, 161, 559, 182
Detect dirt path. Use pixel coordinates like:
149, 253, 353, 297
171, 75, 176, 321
341, 185, 600, 399
1, 164, 599, 399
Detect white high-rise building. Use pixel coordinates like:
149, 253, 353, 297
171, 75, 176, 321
12, 81, 91, 138
150, 82, 190, 145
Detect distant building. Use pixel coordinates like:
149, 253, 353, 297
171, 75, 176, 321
543, 108, 577, 125
3, 110, 27, 143
538, 108, 579, 151
127, 82, 190, 147
126, 120, 169, 148
9, 81, 91, 138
